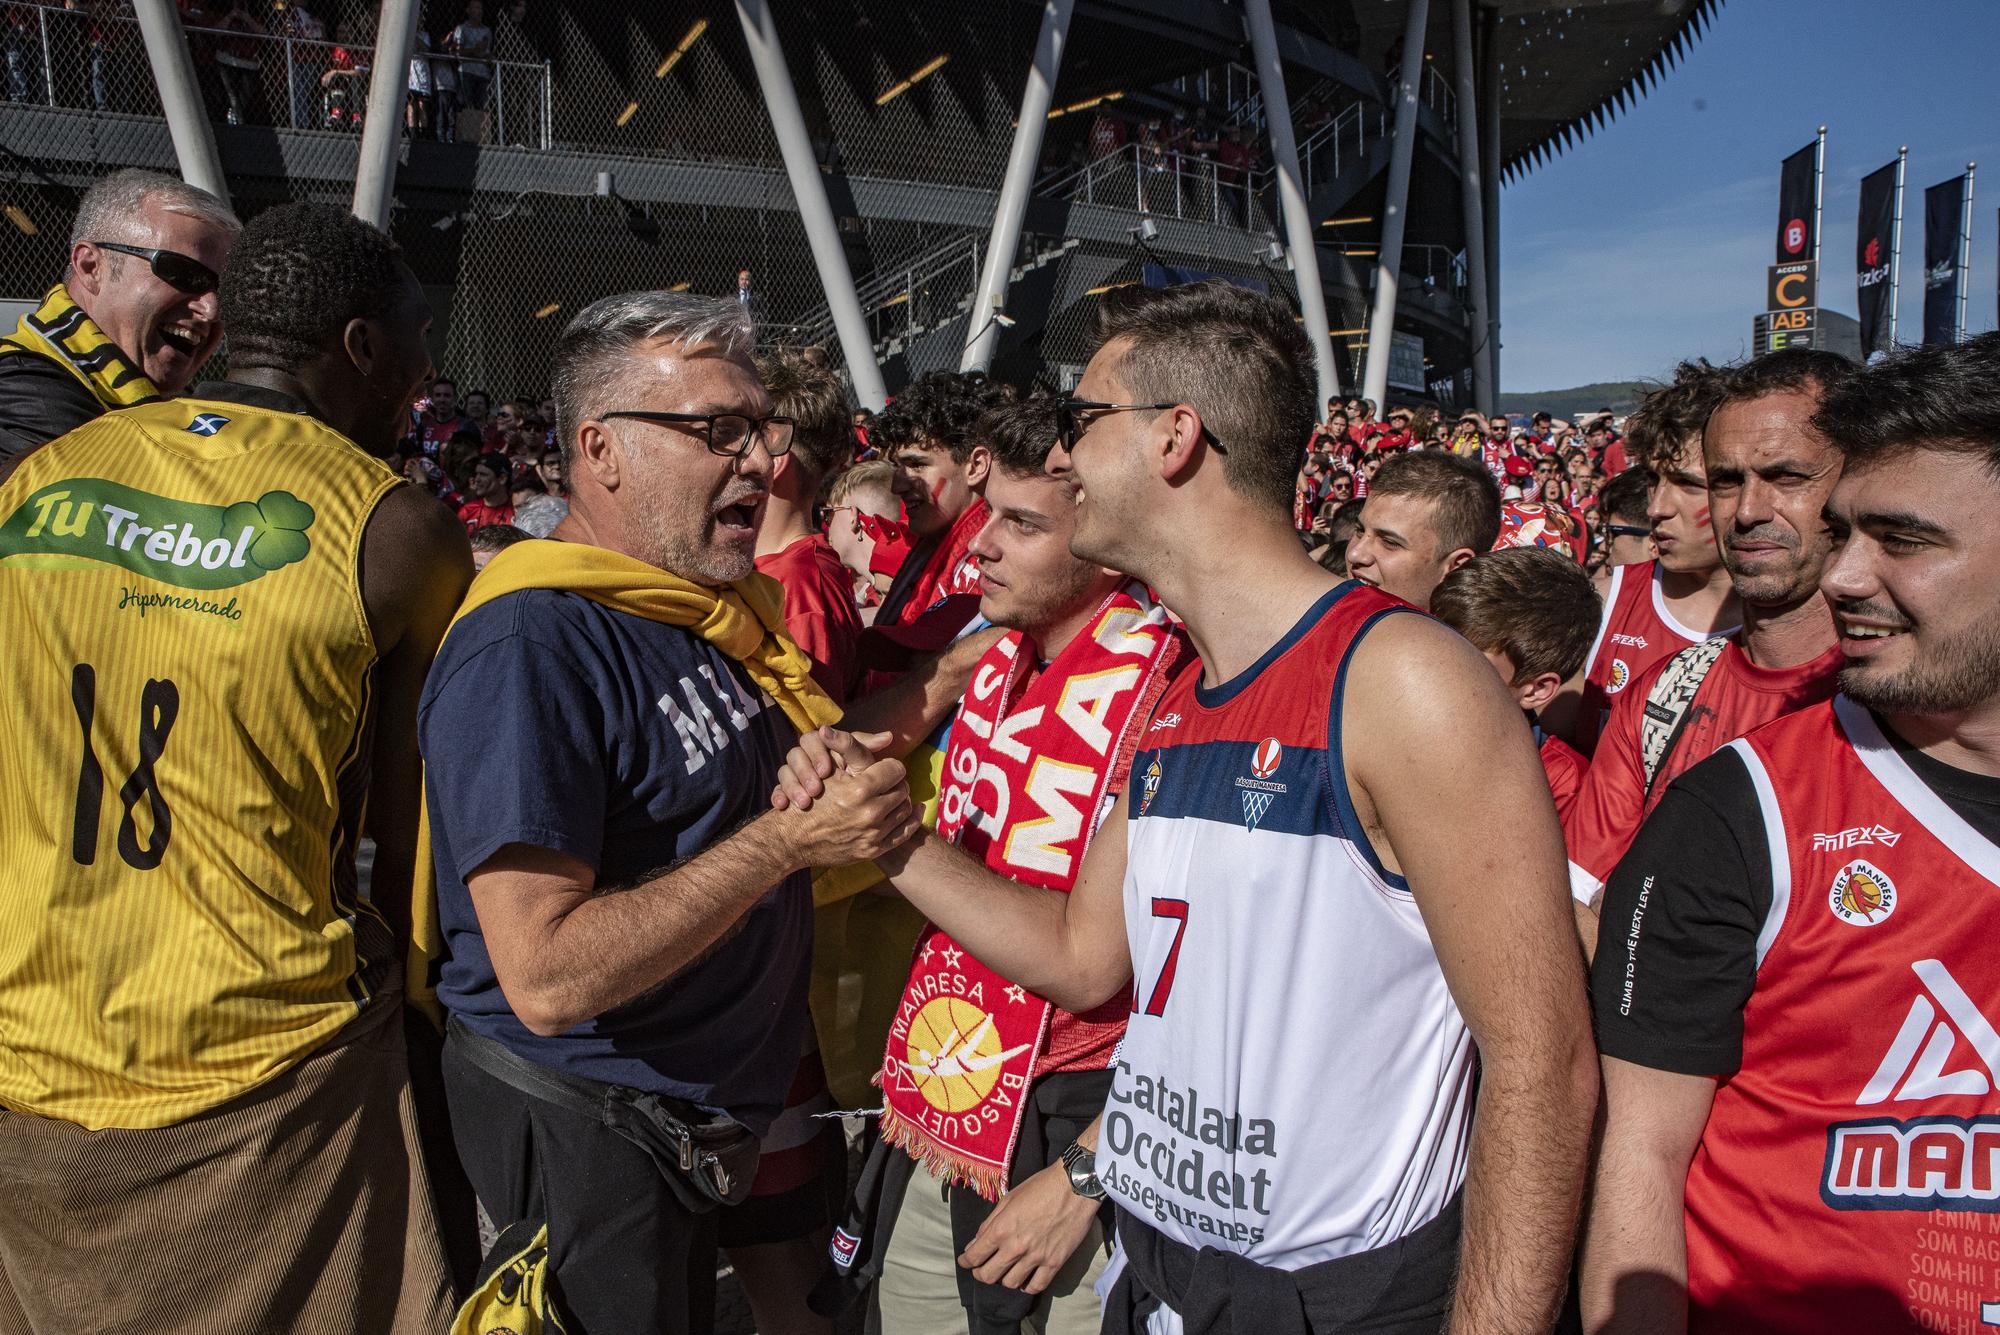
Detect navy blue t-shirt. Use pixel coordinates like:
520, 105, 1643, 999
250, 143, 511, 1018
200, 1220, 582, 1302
418, 587, 810, 1132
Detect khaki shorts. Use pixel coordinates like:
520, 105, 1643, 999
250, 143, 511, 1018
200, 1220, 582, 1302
0, 998, 454, 1334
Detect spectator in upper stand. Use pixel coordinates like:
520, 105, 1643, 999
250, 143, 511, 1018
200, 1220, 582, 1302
0, 169, 238, 461
752, 350, 865, 705
416, 376, 476, 456
446, 0, 494, 143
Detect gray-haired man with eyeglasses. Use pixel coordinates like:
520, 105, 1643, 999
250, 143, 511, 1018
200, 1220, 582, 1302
0, 169, 238, 463
417, 290, 920, 1332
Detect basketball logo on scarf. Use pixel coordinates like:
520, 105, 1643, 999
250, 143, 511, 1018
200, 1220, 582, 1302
879, 583, 1181, 1198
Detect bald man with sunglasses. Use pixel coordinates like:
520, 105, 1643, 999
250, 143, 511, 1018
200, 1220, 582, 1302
0, 170, 238, 462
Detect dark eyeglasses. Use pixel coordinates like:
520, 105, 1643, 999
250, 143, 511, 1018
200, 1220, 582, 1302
89, 241, 219, 296
600, 410, 796, 459
1054, 399, 1226, 454
1604, 523, 1653, 540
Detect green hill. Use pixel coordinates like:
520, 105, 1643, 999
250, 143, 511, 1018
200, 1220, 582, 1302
1497, 381, 1652, 420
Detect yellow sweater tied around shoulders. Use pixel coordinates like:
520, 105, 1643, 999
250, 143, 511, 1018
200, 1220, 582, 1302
405, 539, 913, 1103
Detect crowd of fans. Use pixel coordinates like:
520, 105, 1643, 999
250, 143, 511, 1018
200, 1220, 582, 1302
2, 167, 1999, 1335
2, 0, 538, 137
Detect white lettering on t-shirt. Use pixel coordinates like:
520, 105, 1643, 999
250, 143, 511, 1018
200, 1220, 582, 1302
658, 672, 742, 775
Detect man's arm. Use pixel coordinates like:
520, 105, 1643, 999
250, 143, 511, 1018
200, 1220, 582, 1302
785, 627, 1003, 775
1580, 752, 1770, 1333
359, 484, 473, 943
783, 727, 1132, 1013
959, 1113, 1104, 1294
1579, 1061, 1713, 1335
1345, 615, 1597, 1335
471, 760, 918, 1036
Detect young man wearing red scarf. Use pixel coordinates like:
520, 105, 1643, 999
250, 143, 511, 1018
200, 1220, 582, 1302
832, 395, 1188, 1335
872, 371, 1014, 635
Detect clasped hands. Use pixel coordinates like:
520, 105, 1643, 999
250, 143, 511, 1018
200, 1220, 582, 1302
770, 726, 923, 867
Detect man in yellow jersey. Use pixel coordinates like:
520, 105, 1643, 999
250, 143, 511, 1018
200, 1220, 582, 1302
0, 169, 238, 460
0, 203, 468, 1331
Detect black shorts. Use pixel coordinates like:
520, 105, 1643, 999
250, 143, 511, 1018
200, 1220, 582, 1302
442, 1033, 718, 1335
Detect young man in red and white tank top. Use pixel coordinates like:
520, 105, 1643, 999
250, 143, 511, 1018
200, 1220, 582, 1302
778, 283, 1595, 1333
1566, 350, 1856, 927
1557, 366, 1740, 754
1583, 334, 2000, 1335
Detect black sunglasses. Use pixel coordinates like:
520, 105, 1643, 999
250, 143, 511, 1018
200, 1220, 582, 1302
1055, 398, 1227, 454
90, 240, 219, 296
600, 410, 796, 459
1604, 523, 1652, 540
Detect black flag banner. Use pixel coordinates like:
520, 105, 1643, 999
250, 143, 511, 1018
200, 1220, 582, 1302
1777, 142, 1817, 263
1856, 161, 1897, 357
1924, 176, 1966, 346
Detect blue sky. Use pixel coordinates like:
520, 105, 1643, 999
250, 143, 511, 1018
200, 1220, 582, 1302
1497, 0, 2000, 392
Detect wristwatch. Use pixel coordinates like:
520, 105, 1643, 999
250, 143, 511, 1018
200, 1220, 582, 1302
1061, 1139, 1106, 1200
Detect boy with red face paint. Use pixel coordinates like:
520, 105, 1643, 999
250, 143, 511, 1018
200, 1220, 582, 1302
1549, 364, 1741, 754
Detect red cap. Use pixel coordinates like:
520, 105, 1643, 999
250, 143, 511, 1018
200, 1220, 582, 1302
1504, 456, 1533, 478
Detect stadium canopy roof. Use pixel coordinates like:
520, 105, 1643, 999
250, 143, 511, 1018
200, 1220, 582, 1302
1275, 0, 1726, 179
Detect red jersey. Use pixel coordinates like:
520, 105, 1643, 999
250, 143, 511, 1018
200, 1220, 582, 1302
879, 498, 986, 630
1564, 636, 1841, 905
1495, 500, 1586, 562
1685, 697, 2000, 1334
456, 499, 514, 531
1576, 560, 1735, 755
755, 533, 863, 705
1538, 732, 1587, 826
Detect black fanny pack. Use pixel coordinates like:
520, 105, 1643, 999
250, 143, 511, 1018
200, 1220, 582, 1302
447, 1018, 761, 1213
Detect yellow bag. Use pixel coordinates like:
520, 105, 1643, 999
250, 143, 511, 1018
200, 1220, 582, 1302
450, 1220, 568, 1335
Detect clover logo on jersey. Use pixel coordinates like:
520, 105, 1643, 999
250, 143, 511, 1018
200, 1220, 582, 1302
0, 479, 316, 591
1828, 859, 1897, 926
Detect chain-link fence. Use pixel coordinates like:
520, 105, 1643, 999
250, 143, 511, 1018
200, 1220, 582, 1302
0, 0, 549, 142
0, 0, 1478, 402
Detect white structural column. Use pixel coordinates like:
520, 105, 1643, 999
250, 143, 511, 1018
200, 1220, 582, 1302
352, 0, 420, 229
131, 0, 230, 205
735, 0, 887, 409
1361, 0, 1431, 409
1450, 0, 1491, 413
1244, 0, 1339, 405
1479, 1, 1500, 396
961, 0, 1073, 372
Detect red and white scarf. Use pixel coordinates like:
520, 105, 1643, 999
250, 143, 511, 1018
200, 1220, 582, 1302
877, 581, 1182, 1198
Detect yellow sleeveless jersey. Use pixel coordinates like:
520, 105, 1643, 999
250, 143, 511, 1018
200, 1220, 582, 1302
0, 391, 401, 1129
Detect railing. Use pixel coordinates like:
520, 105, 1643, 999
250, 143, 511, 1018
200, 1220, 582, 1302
1421, 62, 1456, 132
1327, 241, 1468, 302
0, 0, 550, 147
1252, 100, 1385, 200
786, 231, 985, 353
1045, 143, 1261, 228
